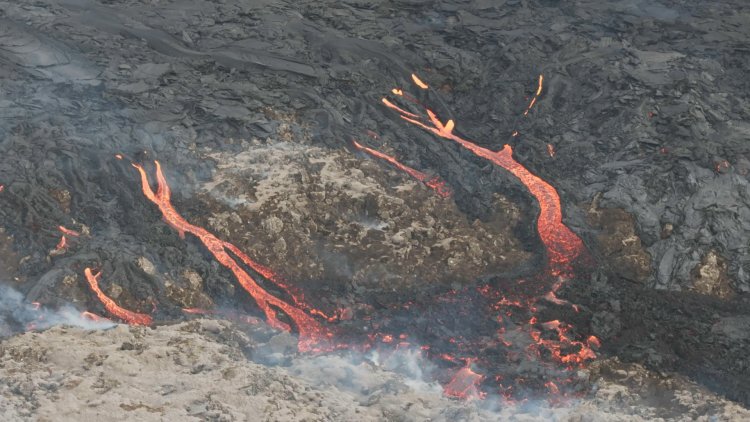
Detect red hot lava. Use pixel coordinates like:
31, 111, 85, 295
382, 74, 584, 276
444, 365, 486, 400
132, 161, 335, 352
78, 72, 594, 400
58, 225, 81, 237
81, 311, 109, 322
523, 74, 544, 116
411, 73, 429, 90
380, 73, 595, 397
352, 140, 452, 198
55, 235, 68, 251
83, 268, 153, 326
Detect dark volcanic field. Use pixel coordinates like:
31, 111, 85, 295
1, 0, 749, 407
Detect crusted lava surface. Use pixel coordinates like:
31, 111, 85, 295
1, 0, 749, 409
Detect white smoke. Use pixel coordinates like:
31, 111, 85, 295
0, 283, 116, 337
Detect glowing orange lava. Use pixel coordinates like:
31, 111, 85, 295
382, 98, 419, 119
55, 235, 67, 251
380, 73, 595, 397
529, 319, 596, 365
352, 140, 452, 198
411, 73, 429, 89
523, 74, 544, 116
383, 86, 583, 276
132, 161, 334, 352
58, 226, 80, 237
83, 268, 153, 326
444, 366, 486, 400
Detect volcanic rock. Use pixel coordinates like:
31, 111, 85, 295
197, 140, 529, 298
587, 200, 652, 283
0, 0, 749, 413
691, 250, 734, 299
1, 320, 748, 421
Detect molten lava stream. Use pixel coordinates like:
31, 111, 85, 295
352, 140, 452, 198
381, 74, 595, 397
83, 268, 153, 326
132, 161, 334, 352
382, 76, 584, 275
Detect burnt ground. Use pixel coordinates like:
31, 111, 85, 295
1, 0, 749, 409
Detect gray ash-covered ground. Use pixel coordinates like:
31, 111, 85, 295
3, 319, 749, 421
1, 0, 749, 415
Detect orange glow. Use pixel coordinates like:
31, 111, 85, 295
545, 381, 560, 395
83, 268, 153, 326
392, 88, 403, 96
444, 366, 486, 400
411, 73, 429, 89
384, 88, 583, 276
529, 318, 597, 365
58, 226, 80, 237
382, 76, 596, 394
381, 98, 419, 119
523, 74, 544, 116
587, 335, 601, 349
55, 235, 67, 251
443, 119, 455, 135
352, 140, 452, 198
132, 161, 334, 352
543, 290, 572, 307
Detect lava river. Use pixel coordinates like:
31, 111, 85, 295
78, 74, 596, 401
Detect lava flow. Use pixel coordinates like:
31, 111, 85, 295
54, 235, 67, 251
382, 74, 584, 276
444, 363, 486, 400
379, 73, 594, 397
523, 74, 544, 116
132, 161, 335, 352
58, 225, 81, 237
83, 268, 153, 326
352, 140, 452, 198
